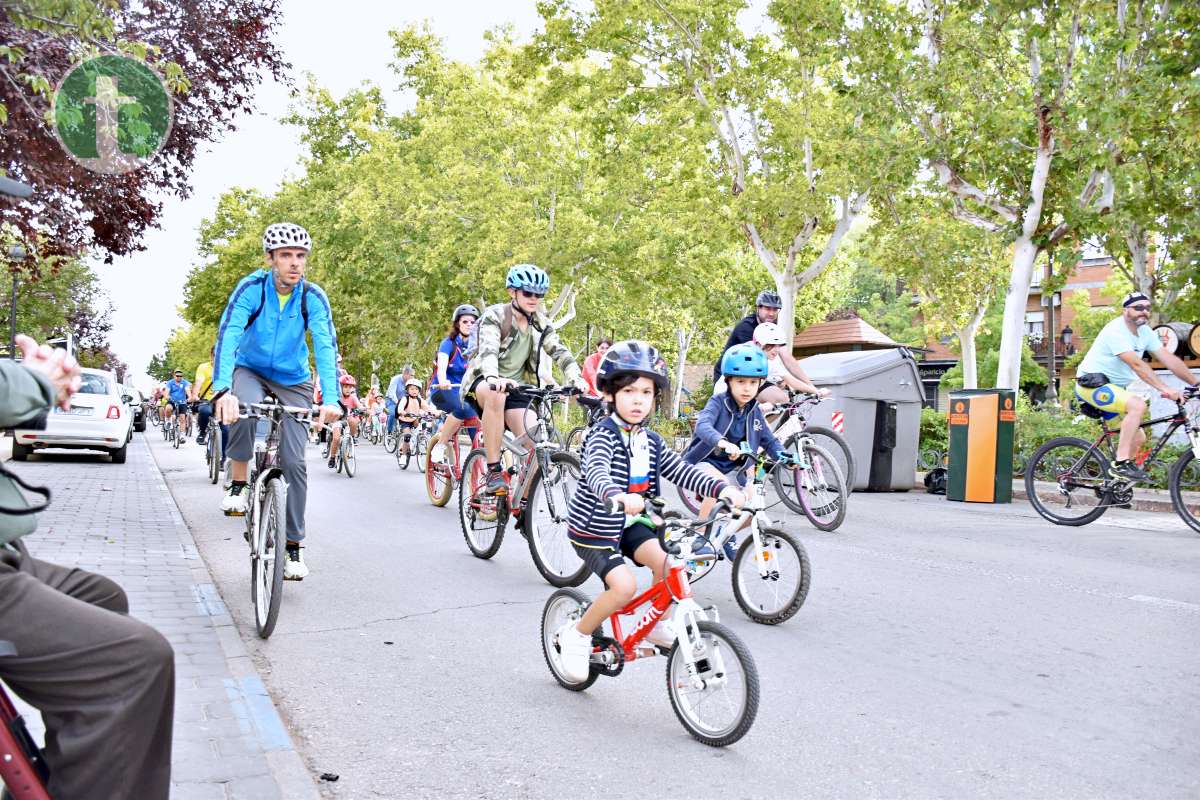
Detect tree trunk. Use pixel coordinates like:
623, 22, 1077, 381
956, 303, 987, 390
995, 237, 1039, 390
672, 325, 694, 419
776, 269, 797, 346
1125, 224, 1158, 324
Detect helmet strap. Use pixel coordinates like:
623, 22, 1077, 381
510, 299, 534, 323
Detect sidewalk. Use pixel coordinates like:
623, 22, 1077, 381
914, 470, 1197, 513
2, 434, 319, 799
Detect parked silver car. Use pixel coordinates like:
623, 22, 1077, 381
12, 368, 135, 463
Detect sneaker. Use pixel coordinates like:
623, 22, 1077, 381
722, 534, 739, 562
221, 484, 249, 516
645, 618, 677, 648
196, 436, 206, 446
430, 442, 446, 463
327, 458, 336, 469
485, 470, 509, 496
284, 544, 308, 580
1108, 461, 1150, 483
554, 621, 591, 682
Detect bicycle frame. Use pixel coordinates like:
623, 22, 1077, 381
0, 677, 50, 800
496, 389, 572, 515
688, 453, 780, 581
1076, 403, 1199, 475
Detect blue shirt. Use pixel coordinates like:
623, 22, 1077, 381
1078, 316, 1161, 387
166, 379, 190, 404
437, 336, 469, 385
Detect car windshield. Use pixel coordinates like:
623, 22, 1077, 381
77, 374, 111, 395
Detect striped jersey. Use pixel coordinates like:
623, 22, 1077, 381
568, 417, 728, 549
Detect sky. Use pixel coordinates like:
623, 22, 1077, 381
101, 1, 544, 390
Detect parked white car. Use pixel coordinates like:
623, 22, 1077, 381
12, 368, 135, 463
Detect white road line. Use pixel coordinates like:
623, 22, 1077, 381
1128, 595, 1200, 613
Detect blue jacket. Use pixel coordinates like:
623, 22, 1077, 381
683, 391, 786, 465
213, 270, 339, 400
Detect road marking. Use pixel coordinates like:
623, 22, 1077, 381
192, 583, 228, 616
223, 676, 294, 752
1128, 595, 1200, 613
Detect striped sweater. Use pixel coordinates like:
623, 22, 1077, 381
568, 418, 728, 548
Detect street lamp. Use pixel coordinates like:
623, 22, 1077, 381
1061, 324, 1074, 353
6, 244, 25, 361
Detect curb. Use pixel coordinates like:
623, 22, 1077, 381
144, 437, 321, 799
913, 470, 1182, 513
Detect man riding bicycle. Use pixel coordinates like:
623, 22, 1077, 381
214, 222, 342, 580
460, 264, 589, 495
1074, 291, 1199, 483
190, 347, 216, 446
165, 369, 191, 442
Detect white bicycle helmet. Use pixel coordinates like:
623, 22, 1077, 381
262, 222, 312, 254
404, 378, 423, 391
752, 322, 788, 347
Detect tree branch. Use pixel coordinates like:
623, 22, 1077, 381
795, 191, 870, 286
931, 159, 1019, 223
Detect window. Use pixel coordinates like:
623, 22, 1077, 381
77, 374, 111, 395
1024, 311, 1045, 339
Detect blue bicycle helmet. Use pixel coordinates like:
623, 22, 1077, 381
505, 264, 550, 294
596, 340, 671, 394
720, 343, 769, 378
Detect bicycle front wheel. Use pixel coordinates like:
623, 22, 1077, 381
251, 479, 288, 639
676, 483, 703, 515
732, 526, 811, 624
384, 430, 398, 453
1024, 436, 1111, 526
666, 620, 759, 747
1168, 449, 1200, 535
425, 435, 455, 507
564, 426, 587, 456
207, 427, 222, 485
396, 438, 411, 470
415, 434, 428, 473
343, 436, 356, 477
459, 449, 504, 558
525, 451, 588, 587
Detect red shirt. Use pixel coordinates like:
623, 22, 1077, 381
582, 351, 604, 396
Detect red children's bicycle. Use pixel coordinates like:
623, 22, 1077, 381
0, 641, 51, 800
424, 414, 483, 506
540, 498, 760, 747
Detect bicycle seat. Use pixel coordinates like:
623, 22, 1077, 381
1073, 399, 1104, 420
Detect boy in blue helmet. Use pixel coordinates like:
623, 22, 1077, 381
460, 264, 589, 495
683, 342, 791, 558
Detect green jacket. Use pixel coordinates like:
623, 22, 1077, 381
461, 302, 581, 390
0, 361, 55, 544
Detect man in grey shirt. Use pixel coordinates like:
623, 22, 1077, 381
0, 335, 174, 798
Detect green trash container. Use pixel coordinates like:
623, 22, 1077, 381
946, 389, 1016, 503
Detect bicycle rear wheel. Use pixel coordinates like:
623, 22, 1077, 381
732, 526, 810, 624
676, 483, 703, 515
525, 451, 588, 587
1024, 436, 1112, 526
384, 429, 398, 453
172, 420, 180, 449
775, 443, 846, 530
666, 620, 759, 747
804, 426, 855, 491
1168, 450, 1200, 535
541, 588, 598, 691
251, 479, 288, 639
564, 426, 587, 456
459, 449, 504, 558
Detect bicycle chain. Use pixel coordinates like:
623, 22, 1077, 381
590, 634, 624, 677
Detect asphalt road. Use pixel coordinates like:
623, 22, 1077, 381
150, 431, 1200, 800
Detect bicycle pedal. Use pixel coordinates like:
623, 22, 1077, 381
223, 510, 246, 518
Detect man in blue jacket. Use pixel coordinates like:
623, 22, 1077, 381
213, 223, 342, 580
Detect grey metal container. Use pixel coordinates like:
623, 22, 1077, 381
796, 348, 925, 491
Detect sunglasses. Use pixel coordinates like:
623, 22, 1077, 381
518, 289, 545, 300
1128, 304, 1152, 311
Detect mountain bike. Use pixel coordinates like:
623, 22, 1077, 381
669, 443, 811, 624
1025, 386, 1200, 532
424, 414, 484, 507
563, 394, 606, 455
458, 385, 588, 587
541, 497, 759, 747
226, 396, 315, 638
0, 642, 51, 799
205, 417, 223, 485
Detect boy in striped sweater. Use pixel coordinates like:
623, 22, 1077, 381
556, 341, 745, 683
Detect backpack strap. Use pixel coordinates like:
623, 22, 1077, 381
500, 304, 514, 341
243, 276, 269, 330
244, 277, 310, 331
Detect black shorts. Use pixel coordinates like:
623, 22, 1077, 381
571, 522, 659, 582
464, 377, 533, 418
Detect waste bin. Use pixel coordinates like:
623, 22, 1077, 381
946, 389, 1015, 503
796, 348, 925, 491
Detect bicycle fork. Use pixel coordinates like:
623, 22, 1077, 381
673, 598, 729, 690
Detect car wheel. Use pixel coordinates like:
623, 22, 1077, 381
111, 443, 127, 464
10, 441, 31, 462
134, 421, 146, 432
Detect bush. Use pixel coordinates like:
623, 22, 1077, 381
919, 406, 948, 453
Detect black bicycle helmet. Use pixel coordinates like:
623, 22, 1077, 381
452, 303, 480, 323
756, 289, 782, 309
595, 340, 671, 394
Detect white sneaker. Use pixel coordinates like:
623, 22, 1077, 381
430, 442, 446, 463
221, 484, 249, 516
284, 545, 309, 580
554, 621, 592, 682
646, 619, 677, 648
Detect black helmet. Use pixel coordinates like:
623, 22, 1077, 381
452, 304, 480, 323
596, 340, 671, 394
756, 289, 782, 309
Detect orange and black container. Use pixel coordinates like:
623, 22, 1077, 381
946, 389, 1015, 503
